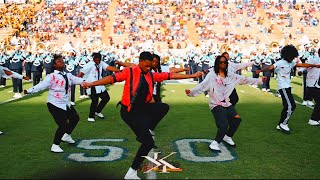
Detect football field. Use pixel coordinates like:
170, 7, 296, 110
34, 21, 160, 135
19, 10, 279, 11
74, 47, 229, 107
0, 73, 319, 179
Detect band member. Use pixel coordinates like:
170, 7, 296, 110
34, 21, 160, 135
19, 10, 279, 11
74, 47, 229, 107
24, 55, 85, 153
81, 51, 203, 179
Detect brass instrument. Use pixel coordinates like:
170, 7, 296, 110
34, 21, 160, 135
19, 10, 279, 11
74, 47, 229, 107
220, 44, 231, 53
269, 42, 279, 48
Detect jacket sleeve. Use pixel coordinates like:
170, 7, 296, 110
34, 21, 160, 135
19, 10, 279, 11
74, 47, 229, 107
188, 72, 211, 97
113, 67, 129, 83
153, 72, 172, 82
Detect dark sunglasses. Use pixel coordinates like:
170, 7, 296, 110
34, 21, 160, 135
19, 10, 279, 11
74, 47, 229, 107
219, 61, 227, 64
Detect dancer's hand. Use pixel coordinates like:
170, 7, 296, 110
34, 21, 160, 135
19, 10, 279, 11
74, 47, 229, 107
81, 81, 91, 89
185, 89, 191, 95
256, 70, 261, 74
23, 76, 30, 81
193, 71, 204, 78
23, 90, 28, 95
261, 76, 267, 82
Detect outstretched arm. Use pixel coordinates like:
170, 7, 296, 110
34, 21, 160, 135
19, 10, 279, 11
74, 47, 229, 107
171, 71, 203, 79
24, 75, 51, 94
256, 65, 274, 74
106, 66, 121, 73
169, 67, 190, 73
186, 71, 211, 97
3, 68, 29, 80
82, 75, 114, 89
296, 63, 320, 68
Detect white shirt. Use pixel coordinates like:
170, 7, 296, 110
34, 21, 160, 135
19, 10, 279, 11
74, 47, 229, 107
273, 59, 297, 90
188, 71, 262, 110
152, 65, 170, 95
306, 56, 320, 88
80, 61, 109, 94
0, 66, 23, 79
26, 70, 84, 110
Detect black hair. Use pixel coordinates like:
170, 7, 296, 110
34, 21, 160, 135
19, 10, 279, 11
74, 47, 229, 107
139, 51, 153, 61
318, 48, 320, 56
214, 55, 228, 76
221, 52, 229, 57
92, 52, 102, 60
152, 53, 162, 102
152, 54, 162, 73
280, 45, 299, 62
52, 54, 63, 70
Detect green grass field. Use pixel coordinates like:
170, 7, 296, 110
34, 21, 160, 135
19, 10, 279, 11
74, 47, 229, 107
0, 73, 319, 179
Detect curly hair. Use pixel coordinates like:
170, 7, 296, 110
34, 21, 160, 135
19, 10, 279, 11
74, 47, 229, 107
52, 54, 63, 70
280, 45, 298, 62
214, 55, 228, 76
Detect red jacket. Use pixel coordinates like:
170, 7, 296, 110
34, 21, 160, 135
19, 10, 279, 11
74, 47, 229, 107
112, 66, 172, 111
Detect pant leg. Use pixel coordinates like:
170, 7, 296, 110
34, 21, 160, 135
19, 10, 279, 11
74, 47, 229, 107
0, 77, 6, 86
120, 106, 154, 170
278, 88, 296, 125
262, 71, 271, 89
32, 72, 37, 86
211, 106, 228, 143
17, 69, 23, 93
303, 72, 312, 101
66, 105, 80, 134
80, 85, 86, 95
145, 102, 170, 131
89, 87, 99, 118
70, 85, 75, 102
252, 71, 259, 78
226, 106, 241, 137
229, 88, 239, 107
308, 87, 320, 121
96, 90, 110, 113
47, 103, 68, 145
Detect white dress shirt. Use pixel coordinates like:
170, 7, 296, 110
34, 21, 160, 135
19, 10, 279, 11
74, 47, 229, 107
306, 56, 320, 88
0, 66, 23, 79
188, 71, 262, 110
26, 70, 84, 110
273, 59, 297, 90
80, 61, 109, 94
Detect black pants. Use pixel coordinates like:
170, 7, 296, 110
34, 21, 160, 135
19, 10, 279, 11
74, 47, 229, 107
32, 72, 41, 86
80, 85, 87, 96
70, 85, 75, 102
303, 72, 312, 101
47, 103, 80, 145
89, 88, 110, 118
12, 69, 22, 93
211, 106, 241, 143
120, 102, 170, 170
262, 70, 271, 90
252, 71, 259, 78
229, 89, 239, 107
308, 87, 320, 121
0, 77, 6, 86
278, 88, 296, 125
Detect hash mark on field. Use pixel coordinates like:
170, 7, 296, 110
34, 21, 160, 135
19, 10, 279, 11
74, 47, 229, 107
239, 90, 245, 93
0, 98, 19, 105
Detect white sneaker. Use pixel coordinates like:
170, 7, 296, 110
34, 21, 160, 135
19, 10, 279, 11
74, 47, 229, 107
51, 144, 64, 153
308, 119, 320, 126
84, 95, 89, 98
61, 133, 75, 144
205, 94, 209, 98
70, 102, 75, 106
124, 167, 140, 179
279, 123, 290, 132
209, 140, 221, 151
266, 89, 271, 92
223, 135, 235, 146
276, 125, 280, 130
0, 131, 4, 135
262, 88, 266, 92
252, 85, 258, 88
16, 93, 22, 98
87, 117, 95, 122
79, 95, 85, 99
95, 112, 104, 119
13, 93, 18, 98
302, 101, 308, 106
0, 85, 4, 88
307, 101, 314, 106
